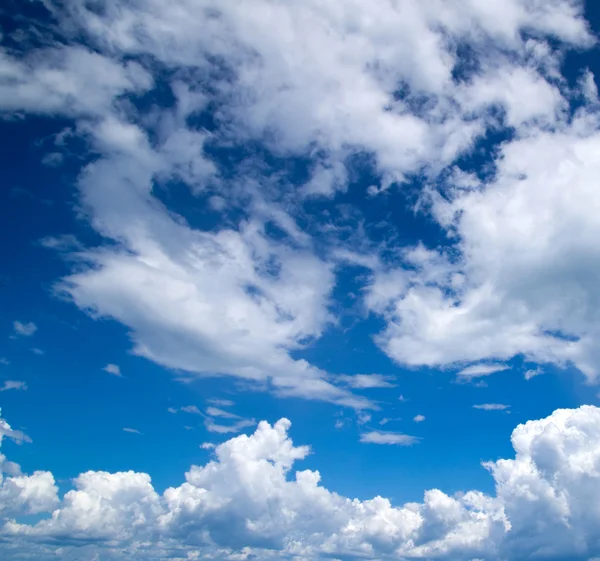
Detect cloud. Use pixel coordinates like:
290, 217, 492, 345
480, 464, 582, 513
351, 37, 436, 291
206, 407, 239, 419
103, 364, 122, 376
207, 399, 235, 407
337, 374, 397, 389
413, 414, 426, 423
0, 381, 27, 392
360, 431, 420, 446
457, 364, 510, 379
204, 418, 256, 434
122, 428, 142, 435
200, 442, 215, 450
473, 404, 510, 411
524, 367, 543, 380
7, 407, 600, 559
2, 0, 595, 407
31, 348, 44, 355
13, 321, 37, 337
180, 406, 202, 415
167, 407, 178, 414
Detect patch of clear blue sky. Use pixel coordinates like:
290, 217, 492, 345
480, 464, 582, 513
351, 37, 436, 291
1, 0, 600, 506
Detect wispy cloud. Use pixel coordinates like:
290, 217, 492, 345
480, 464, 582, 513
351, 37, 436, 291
13, 321, 37, 337
205, 418, 256, 434
206, 407, 239, 419
337, 374, 396, 389
360, 431, 419, 446
473, 404, 510, 411
122, 428, 142, 435
207, 399, 235, 407
524, 367, 543, 380
181, 405, 202, 415
457, 364, 510, 380
0, 380, 27, 392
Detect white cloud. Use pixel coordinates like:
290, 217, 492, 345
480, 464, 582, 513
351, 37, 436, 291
13, 321, 37, 337
205, 407, 239, 420
204, 418, 256, 434
122, 428, 142, 435
0, 381, 27, 392
524, 367, 544, 381
167, 407, 178, 414
2, 0, 595, 407
473, 404, 510, 411
7, 407, 600, 559
200, 442, 215, 450
457, 364, 510, 379
337, 374, 397, 389
181, 406, 202, 415
413, 414, 426, 423
207, 399, 235, 408
360, 431, 420, 446
103, 364, 122, 377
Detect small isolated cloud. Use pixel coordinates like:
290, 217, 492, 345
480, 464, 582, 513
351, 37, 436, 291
474, 404, 510, 411
205, 418, 255, 434
334, 419, 345, 430
379, 417, 401, 426
398, 394, 408, 402
183, 426, 193, 431
524, 367, 543, 380
207, 398, 235, 407
457, 363, 510, 379
206, 407, 239, 419
357, 412, 372, 425
360, 431, 419, 446
122, 428, 142, 434
413, 414, 426, 423
103, 364, 122, 377
167, 407, 178, 414
338, 374, 396, 389
0, 380, 27, 392
200, 442, 215, 450
181, 405, 202, 415
13, 321, 37, 337
0, 358, 9, 366
31, 348, 44, 355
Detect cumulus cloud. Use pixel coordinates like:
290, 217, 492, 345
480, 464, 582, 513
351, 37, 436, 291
413, 414, 426, 423
6, 406, 600, 559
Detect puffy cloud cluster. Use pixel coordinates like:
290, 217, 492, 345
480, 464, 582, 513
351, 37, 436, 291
5, 407, 600, 559
1, 0, 597, 400
368, 113, 600, 380
0, 415, 58, 519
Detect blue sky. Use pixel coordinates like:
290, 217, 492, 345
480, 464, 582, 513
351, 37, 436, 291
3, 1, 600, 560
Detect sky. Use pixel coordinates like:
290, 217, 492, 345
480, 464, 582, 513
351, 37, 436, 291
3, 0, 600, 559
